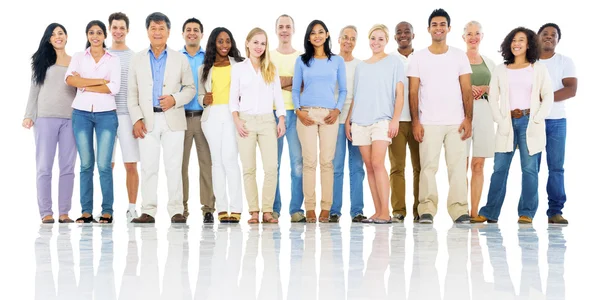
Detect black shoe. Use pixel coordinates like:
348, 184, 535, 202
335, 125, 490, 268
329, 214, 340, 223
203, 212, 214, 224
454, 214, 471, 224
352, 214, 367, 222
419, 214, 434, 224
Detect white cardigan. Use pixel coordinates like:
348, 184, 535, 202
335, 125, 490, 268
197, 57, 239, 121
488, 63, 554, 155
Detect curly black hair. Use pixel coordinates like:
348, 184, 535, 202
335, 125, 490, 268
537, 23, 561, 41
201, 27, 244, 83
500, 27, 539, 65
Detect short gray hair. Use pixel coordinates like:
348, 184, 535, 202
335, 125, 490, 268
463, 20, 482, 34
339, 25, 357, 39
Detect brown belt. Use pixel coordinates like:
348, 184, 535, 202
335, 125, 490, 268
511, 109, 530, 119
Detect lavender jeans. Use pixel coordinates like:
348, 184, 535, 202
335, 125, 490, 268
34, 117, 77, 218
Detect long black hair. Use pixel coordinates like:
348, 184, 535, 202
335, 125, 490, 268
500, 27, 539, 65
31, 23, 67, 85
85, 20, 107, 49
201, 27, 244, 83
300, 20, 333, 67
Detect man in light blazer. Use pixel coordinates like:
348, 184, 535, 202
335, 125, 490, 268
128, 12, 196, 224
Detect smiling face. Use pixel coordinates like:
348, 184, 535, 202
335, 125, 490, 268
539, 26, 558, 52
395, 22, 413, 50
511, 31, 528, 57
110, 19, 128, 45
147, 20, 170, 48
50, 26, 67, 50
87, 25, 105, 48
463, 24, 482, 50
246, 33, 266, 59
428, 16, 450, 42
216, 31, 232, 58
276, 16, 294, 44
369, 29, 388, 54
309, 23, 329, 48
183, 22, 203, 48
338, 27, 356, 53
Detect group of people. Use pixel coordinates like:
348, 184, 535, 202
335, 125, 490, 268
24, 8, 576, 225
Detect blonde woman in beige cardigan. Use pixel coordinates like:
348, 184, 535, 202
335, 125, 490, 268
472, 27, 553, 224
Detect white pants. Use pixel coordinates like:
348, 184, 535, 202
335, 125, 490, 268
139, 113, 184, 217
201, 104, 243, 213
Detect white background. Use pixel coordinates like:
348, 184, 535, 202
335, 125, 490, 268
1, 0, 598, 298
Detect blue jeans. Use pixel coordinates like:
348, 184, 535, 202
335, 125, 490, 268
479, 115, 541, 220
543, 119, 567, 217
331, 124, 365, 217
274, 110, 304, 215
72, 109, 118, 215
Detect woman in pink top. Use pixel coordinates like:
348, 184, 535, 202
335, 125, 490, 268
65, 20, 121, 224
473, 27, 553, 224
230, 28, 286, 224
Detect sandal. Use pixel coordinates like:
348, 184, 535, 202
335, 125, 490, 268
59, 217, 74, 223
99, 215, 113, 224
42, 215, 55, 224
218, 212, 230, 223
229, 212, 241, 224
248, 212, 260, 224
319, 210, 330, 223
262, 212, 279, 224
76, 215, 97, 223
306, 210, 317, 223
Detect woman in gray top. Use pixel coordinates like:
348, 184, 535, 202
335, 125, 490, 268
23, 23, 77, 223
346, 24, 405, 224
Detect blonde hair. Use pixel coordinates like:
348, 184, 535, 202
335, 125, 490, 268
245, 27, 276, 84
368, 24, 389, 41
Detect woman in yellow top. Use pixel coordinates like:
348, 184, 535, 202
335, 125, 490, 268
198, 27, 245, 223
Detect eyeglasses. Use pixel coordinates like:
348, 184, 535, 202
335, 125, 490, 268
341, 36, 356, 42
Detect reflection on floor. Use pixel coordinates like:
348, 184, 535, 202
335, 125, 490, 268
33, 222, 566, 300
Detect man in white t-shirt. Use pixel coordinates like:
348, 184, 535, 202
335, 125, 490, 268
407, 8, 472, 224
537, 23, 577, 225
389, 21, 420, 223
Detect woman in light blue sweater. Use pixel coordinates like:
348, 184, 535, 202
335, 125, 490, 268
292, 19, 347, 223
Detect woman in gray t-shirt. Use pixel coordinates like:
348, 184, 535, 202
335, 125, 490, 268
346, 24, 406, 224
23, 23, 77, 224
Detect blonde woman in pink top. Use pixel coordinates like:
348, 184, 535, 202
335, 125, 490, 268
473, 27, 553, 224
65, 20, 121, 224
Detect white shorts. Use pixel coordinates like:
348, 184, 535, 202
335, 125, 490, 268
351, 120, 392, 146
112, 114, 140, 163
466, 99, 495, 158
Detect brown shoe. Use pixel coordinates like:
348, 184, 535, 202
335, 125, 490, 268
470, 215, 497, 223
518, 215, 532, 224
171, 213, 187, 224
132, 213, 155, 223
548, 214, 568, 224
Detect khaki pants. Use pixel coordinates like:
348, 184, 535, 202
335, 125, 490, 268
297, 107, 339, 211
237, 113, 278, 213
389, 121, 420, 217
418, 125, 469, 220
182, 113, 215, 216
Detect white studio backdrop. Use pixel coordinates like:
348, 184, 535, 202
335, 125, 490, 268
0, 0, 598, 297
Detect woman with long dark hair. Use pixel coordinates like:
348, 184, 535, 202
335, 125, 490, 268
230, 27, 286, 224
65, 20, 121, 223
472, 27, 553, 224
292, 20, 347, 223
24, 23, 77, 224
198, 27, 245, 223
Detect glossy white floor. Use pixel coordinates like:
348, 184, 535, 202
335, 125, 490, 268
17, 218, 587, 300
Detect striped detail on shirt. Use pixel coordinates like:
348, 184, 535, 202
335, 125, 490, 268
108, 48, 134, 115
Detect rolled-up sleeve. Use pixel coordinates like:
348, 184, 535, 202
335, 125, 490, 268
106, 55, 121, 95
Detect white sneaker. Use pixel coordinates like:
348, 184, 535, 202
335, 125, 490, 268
126, 210, 138, 223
